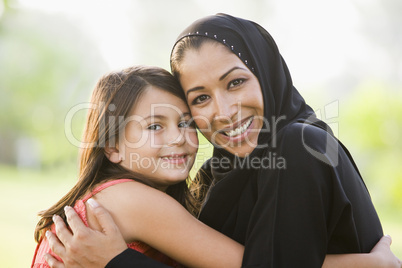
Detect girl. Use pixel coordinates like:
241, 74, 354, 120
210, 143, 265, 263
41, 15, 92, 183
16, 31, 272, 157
32, 65, 244, 267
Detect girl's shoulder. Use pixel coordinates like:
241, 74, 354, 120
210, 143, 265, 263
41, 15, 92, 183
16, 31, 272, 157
85, 179, 180, 242
82, 178, 135, 201
88, 179, 169, 214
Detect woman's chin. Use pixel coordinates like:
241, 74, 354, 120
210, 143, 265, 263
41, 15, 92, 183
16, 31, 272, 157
220, 143, 257, 158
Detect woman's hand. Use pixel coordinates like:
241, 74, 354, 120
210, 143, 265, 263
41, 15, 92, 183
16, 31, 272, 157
45, 198, 128, 268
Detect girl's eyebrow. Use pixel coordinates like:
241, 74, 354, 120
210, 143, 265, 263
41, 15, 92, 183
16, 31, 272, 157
143, 112, 191, 121
143, 114, 167, 121
181, 112, 191, 118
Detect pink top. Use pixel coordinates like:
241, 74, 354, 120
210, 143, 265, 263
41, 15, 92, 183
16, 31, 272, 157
31, 179, 179, 267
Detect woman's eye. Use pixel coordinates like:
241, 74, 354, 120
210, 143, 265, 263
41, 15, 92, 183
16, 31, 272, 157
192, 94, 210, 105
147, 124, 162, 130
228, 78, 245, 89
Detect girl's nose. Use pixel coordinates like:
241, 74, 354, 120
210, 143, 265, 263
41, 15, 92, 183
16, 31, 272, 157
166, 126, 185, 147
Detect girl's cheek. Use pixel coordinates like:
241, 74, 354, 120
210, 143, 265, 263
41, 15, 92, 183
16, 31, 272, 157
194, 137, 199, 150
189, 132, 199, 150
149, 133, 163, 147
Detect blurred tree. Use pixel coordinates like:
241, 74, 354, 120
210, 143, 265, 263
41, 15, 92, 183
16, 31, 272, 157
342, 82, 402, 211
0, 7, 106, 168
2, 0, 9, 11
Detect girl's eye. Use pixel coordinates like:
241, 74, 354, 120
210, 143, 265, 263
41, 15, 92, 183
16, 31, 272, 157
178, 121, 189, 128
147, 124, 162, 131
178, 119, 195, 128
228, 78, 245, 89
192, 94, 210, 105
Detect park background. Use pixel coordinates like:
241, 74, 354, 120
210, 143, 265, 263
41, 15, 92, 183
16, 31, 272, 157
0, 0, 401, 266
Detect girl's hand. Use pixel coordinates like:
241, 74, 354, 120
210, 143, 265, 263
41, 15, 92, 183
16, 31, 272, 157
370, 235, 402, 268
46, 199, 127, 268
322, 235, 401, 268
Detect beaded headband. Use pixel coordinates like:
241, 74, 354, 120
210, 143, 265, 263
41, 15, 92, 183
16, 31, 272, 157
174, 31, 256, 74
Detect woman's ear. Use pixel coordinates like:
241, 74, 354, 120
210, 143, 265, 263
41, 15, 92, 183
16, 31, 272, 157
104, 146, 122, 163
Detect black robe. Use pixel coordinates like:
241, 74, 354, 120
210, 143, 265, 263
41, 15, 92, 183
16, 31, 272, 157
198, 122, 382, 267
107, 14, 383, 268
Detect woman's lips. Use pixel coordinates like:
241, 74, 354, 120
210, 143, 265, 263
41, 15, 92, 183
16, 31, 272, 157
218, 116, 255, 143
222, 117, 253, 137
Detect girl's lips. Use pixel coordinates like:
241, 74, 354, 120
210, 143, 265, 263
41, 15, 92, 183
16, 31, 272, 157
160, 154, 188, 164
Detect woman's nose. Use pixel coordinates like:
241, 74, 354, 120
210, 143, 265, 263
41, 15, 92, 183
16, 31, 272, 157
213, 92, 238, 123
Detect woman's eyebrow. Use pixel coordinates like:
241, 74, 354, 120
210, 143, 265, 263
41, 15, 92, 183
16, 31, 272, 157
219, 66, 247, 81
186, 86, 204, 98
186, 66, 247, 98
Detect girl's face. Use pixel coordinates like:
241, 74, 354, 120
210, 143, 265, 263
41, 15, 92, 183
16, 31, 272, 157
115, 86, 198, 191
178, 41, 264, 157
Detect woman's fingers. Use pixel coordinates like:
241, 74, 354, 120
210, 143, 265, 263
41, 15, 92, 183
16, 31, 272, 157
51, 200, 127, 267
44, 253, 65, 268
64, 206, 87, 236
87, 198, 121, 235
52, 215, 72, 248
46, 230, 66, 258
45, 253, 65, 268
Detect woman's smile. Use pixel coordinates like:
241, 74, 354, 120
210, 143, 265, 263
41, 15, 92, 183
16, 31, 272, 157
219, 116, 254, 137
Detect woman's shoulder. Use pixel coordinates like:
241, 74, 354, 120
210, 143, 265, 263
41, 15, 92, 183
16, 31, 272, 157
276, 121, 341, 176
279, 122, 338, 160
281, 121, 333, 142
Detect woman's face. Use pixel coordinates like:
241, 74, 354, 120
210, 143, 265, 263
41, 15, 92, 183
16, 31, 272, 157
178, 41, 264, 157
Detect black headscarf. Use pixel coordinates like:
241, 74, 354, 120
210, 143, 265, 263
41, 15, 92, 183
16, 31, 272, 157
172, 14, 382, 267
172, 14, 329, 143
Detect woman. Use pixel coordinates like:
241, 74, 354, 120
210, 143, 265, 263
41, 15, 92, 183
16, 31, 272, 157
45, 14, 401, 267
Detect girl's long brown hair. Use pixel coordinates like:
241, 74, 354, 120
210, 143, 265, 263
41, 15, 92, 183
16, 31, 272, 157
34, 66, 197, 243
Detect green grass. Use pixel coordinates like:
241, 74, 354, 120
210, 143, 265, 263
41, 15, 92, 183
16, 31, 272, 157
0, 164, 400, 267
0, 165, 77, 267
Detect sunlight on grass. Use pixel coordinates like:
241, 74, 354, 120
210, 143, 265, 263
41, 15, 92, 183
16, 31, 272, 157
0, 165, 77, 267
